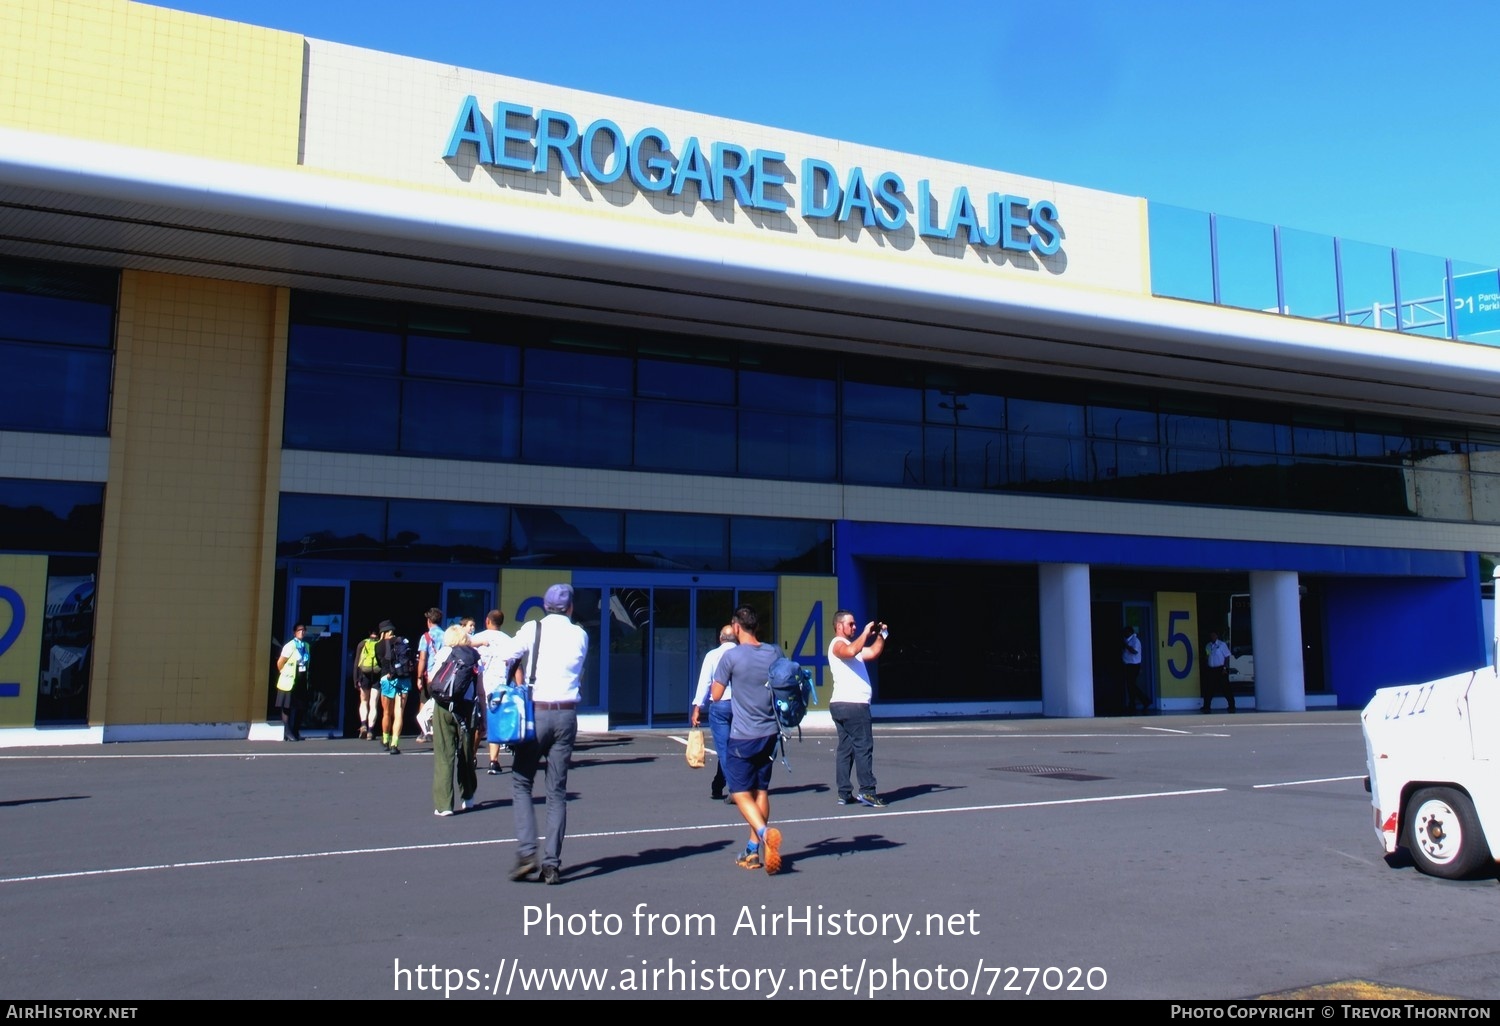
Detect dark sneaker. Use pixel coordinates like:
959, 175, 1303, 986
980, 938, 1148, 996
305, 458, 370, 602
488, 762, 501, 775
836, 796, 853, 806
710, 792, 725, 802
510, 856, 539, 881
734, 846, 761, 870
387, 745, 400, 755
856, 793, 887, 809
540, 866, 562, 885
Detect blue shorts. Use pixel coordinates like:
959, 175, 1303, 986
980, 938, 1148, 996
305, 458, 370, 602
379, 675, 412, 699
724, 734, 778, 794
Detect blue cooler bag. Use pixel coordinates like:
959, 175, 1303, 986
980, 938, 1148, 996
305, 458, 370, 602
486, 684, 535, 745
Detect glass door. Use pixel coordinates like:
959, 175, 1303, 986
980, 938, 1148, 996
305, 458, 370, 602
292, 582, 347, 737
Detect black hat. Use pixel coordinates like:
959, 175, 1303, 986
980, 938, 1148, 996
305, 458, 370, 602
378, 620, 395, 634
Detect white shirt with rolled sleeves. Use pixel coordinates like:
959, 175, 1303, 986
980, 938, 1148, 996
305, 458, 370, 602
511, 613, 588, 704
691, 640, 738, 708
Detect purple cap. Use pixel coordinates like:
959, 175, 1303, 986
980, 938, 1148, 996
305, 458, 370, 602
543, 583, 574, 613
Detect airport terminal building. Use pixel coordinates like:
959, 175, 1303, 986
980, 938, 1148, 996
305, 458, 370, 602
3, 0, 1499, 744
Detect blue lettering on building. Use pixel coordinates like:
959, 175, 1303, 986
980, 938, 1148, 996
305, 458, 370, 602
443, 96, 1063, 257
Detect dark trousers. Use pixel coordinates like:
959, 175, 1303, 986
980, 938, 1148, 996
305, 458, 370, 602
1203, 666, 1236, 710
707, 699, 733, 797
831, 701, 877, 798
1123, 663, 1150, 711
511, 708, 577, 869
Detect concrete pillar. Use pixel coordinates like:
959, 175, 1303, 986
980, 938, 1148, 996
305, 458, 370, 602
1249, 570, 1305, 711
1039, 563, 1093, 717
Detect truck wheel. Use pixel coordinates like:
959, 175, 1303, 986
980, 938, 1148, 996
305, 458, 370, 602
1403, 787, 1491, 880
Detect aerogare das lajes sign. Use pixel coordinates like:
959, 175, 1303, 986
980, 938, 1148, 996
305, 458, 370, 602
443, 96, 1063, 256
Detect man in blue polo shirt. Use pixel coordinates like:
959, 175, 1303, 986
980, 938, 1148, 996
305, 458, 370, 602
710, 604, 784, 875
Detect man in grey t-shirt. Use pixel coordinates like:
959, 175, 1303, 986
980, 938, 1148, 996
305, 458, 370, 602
710, 604, 784, 875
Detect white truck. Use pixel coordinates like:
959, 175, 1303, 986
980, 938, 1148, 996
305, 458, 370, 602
1362, 669, 1500, 876
1361, 668, 1500, 879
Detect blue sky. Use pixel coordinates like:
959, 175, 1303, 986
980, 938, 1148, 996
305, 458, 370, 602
153, 0, 1500, 267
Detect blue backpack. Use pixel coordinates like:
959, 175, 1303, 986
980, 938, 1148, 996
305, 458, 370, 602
766, 656, 816, 767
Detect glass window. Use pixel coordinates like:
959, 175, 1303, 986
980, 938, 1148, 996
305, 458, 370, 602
1148, 203, 1213, 302
1279, 228, 1339, 324
1007, 432, 1084, 487
287, 324, 401, 373
406, 335, 519, 384
739, 369, 836, 415
388, 499, 508, 562
1395, 249, 1450, 339
1007, 397, 1083, 436
0, 343, 112, 434
0, 480, 103, 553
0, 259, 116, 346
1292, 415, 1355, 458
525, 346, 631, 395
925, 388, 1004, 427
635, 402, 736, 473
637, 358, 734, 404
844, 419, 922, 485
276, 494, 385, 558
1339, 239, 1397, 331
730, 517, 831, 572
1088, 405, 1158, 444
739, 410, 836, 481
400, 380, 520, 460
923, 425, 1004, 489
625, 512, 726, 570
1229, 419, 1290, 456
283, 371, 399, 452
843, 380, 922, 422
1215, 216, 1278, 314
511, 507, 621, 563
521, 393, 632, 467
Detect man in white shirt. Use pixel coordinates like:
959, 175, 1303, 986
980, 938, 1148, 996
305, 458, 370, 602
472, 608, 524, 775
689, 624, 738, 802
828, 609, 886, 808
1202, 630, 1236, 713
508, 583, 589, 886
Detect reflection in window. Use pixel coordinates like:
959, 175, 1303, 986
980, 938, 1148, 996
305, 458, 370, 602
388, 499, 508, 562
401, 379, 520, 460
512, 507, 621, 563
625, 512, 727, 570
0, 479, 104, 553
289, 324, 401, 372
730, 517, 831, 572
635, 402, 735, 473
739, 411, 836, 481
277, 494, 385, 558
845, 419, 922, 485
0, 259, 116, 436
284, 371, 400, 452
522, 393, 632, 467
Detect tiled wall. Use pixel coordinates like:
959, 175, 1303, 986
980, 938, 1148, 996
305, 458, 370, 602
0, 0, 303, 166
94, 271, 285, 726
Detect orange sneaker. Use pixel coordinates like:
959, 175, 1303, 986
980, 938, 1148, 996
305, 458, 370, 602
760, 827, 782, 875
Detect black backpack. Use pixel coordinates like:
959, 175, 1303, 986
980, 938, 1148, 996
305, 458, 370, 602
428, 646, 480, 703
383, 636, 416, 679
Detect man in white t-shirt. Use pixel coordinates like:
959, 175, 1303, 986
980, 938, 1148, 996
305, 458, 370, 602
472, 608, 525, 774
827, 609, 886, 809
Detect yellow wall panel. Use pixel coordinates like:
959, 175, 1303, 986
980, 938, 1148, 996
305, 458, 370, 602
95, 271, 283, 726
0, 0, 303, 165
